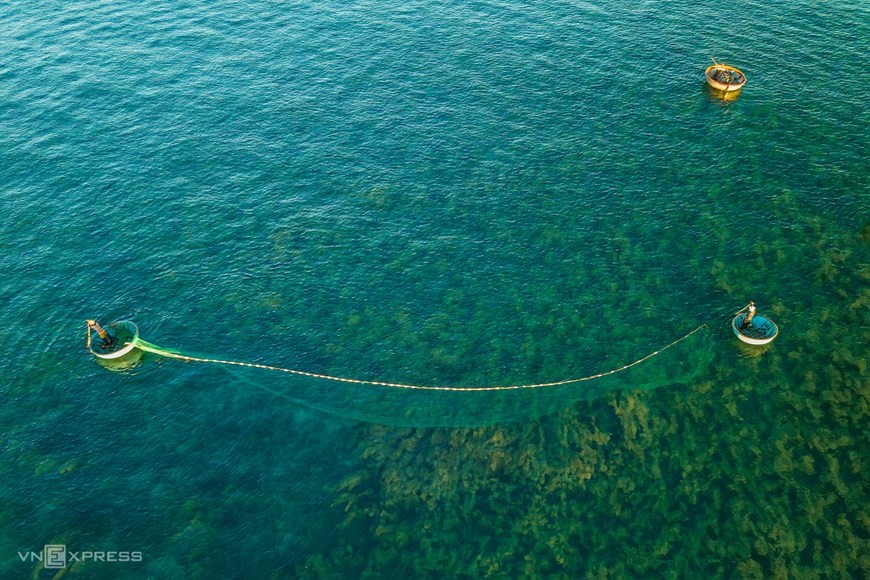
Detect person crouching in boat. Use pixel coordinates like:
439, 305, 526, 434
740, 302, 756, 330
87, 320, 118, 350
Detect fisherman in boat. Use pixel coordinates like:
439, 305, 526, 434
740, 302, 756, 330
87, 320, 118, 350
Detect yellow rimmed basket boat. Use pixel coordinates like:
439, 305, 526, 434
705, 61, 747, 93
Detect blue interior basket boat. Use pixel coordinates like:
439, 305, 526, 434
732, 313, 778, 345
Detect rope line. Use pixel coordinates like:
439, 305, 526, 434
131, 323, 710, 392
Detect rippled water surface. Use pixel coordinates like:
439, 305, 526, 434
1, 0, 866, 577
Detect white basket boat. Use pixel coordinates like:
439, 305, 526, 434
88, 320, 140, 359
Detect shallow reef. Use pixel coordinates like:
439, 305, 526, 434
293, 218, 868, 578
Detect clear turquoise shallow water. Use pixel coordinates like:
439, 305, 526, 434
1, 0, 867, 577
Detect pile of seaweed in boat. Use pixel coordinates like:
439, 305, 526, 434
708, 68, 744, 85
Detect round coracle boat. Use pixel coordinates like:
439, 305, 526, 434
88, 320, 140, 359
732, 313, 778, 345
705, 63, 747, 92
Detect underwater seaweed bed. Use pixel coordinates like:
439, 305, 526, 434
3, 181, 864, 580
1, 1, 868, 578
291, 221, 868, 578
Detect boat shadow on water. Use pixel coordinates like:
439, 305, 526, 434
92, 348, 143, 372
732, 338, 774, 359
703, 83, 742, 103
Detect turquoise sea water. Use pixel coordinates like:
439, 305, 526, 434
1, 0, 867, 577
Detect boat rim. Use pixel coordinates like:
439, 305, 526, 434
705, 64, 747, 90
89, 320, 140, 359
705, 63, 746, 77
731, 314, 778, 345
